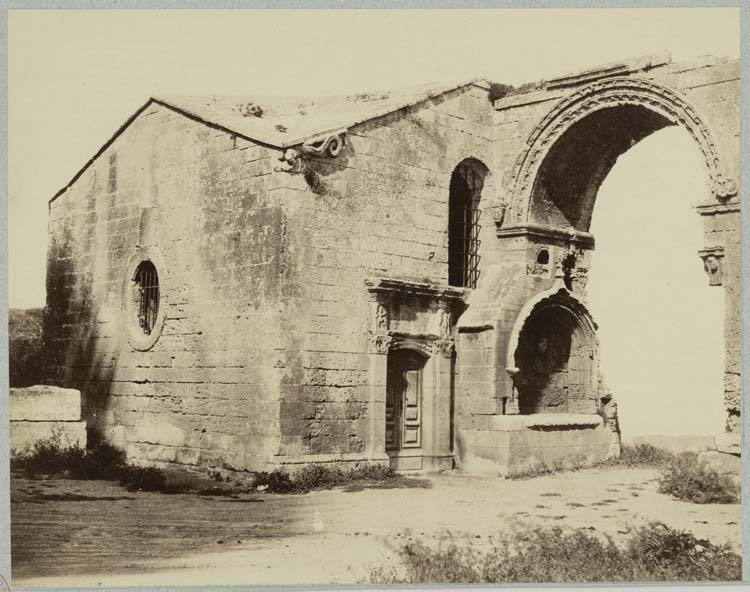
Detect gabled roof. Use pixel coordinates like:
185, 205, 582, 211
51, 78, 489, 203
154, 78, 489, 149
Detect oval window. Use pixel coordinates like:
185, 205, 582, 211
133, 261, 160, 335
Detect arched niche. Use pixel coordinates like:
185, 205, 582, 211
506, 284, 599, 415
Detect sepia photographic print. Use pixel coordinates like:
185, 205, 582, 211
3, 5, 747, 589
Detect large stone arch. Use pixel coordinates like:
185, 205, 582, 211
492, 66, 739, 447
506, 77, 737, 229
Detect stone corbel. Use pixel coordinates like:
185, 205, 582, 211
274, 130, 347, 174
711, 174, 738, 202
300, 132, 347, 158
493, 201, 509, 228
698, 246, 724, 286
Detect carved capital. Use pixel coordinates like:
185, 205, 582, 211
431, 340, 454, 357
698, 247, 724, 286
367, 333, 392, 354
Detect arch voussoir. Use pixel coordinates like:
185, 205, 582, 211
506, 77, 737, 226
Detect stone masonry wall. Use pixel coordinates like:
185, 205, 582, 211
44, 103, 293, 471
273, 84, 496, 463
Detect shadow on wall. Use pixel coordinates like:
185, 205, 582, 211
42, 230, 117, 434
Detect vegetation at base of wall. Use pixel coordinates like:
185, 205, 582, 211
368, 522, 742, 583
12, 428, 131, 482
8, 307, 44, 388
506, 444, 671, 480
658, 452, 739, 504
249, 464, 430, 493
12, 431, 429, 494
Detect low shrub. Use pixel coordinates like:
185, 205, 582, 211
249, 463, 429, 493
626, 522, 741, 580
251, 470, 296, 493
13, 428, 129, 481
506, 444, 674, 480
12, 433, 86, 475
488, 82, 514, 102
658, 452, 739, 504
290, 463, 397, 491
618, 444, 674, 467
118, 466, 168, 492
69, 441, 128, 480
369, 522, 741, 583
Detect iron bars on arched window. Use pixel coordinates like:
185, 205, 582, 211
134, 261, 160, 335
448, 161, 484, 289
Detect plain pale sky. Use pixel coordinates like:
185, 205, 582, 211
7, 8, 739, 436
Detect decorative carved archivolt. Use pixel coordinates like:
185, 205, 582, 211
698, 246, 724, 286
505, 77, 737, 222
275, 131, 347, 174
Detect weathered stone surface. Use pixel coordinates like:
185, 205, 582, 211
11, 421, 87, 455
10, 385, 82, 422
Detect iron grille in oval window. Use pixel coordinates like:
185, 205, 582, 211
134, 261, 160, 335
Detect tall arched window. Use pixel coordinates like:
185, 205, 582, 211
448, 160, 485, 288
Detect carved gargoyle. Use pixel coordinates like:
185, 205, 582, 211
274, 131, 347, 174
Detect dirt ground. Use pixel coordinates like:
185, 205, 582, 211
10, 466, 742, 588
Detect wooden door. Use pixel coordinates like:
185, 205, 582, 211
386, 351, 423, 451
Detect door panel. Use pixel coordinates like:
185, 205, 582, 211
385, 360, 400, 450
402, 369, 421, 448
386, 352, 424, 452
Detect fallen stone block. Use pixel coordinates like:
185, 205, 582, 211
10, 385, 82, 422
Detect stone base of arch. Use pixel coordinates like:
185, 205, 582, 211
452, 227, 619, 474
457, 414, 612, 477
